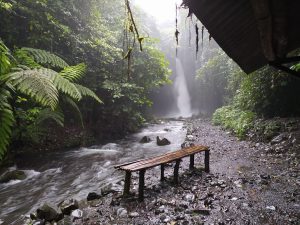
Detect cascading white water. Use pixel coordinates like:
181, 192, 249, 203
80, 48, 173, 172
174, 58, 192, 117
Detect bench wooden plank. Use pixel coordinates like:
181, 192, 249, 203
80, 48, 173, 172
119, 145, 208, 171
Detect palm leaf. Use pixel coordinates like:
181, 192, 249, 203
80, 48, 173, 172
59, 63, 86, 82
4, 68, 59, 110
21, 47, 69, 69
74, 84, 103, 103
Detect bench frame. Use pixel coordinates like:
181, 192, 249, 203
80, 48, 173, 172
115, 146, 210, 201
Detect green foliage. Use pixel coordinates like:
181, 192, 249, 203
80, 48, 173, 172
21, 48, 69, 69
212, 106, 255, 139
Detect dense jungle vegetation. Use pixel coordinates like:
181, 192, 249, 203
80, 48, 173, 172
0, 0, 171, 161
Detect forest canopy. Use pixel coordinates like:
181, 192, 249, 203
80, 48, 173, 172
0, 0, 171, 160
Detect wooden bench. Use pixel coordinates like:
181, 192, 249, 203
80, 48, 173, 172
114, 145, 210, 201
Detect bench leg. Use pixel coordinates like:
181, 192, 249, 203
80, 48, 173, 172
189, 154, 195, 170
205, 150, 210, 173
123, 171, 131, 196
174, 159, 180, 185
139, 169, 146, 201
161, 164, 165, 181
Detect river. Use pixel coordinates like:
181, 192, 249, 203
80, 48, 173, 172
0, 120, 186, 224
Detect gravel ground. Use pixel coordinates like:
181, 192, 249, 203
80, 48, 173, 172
37, 118, 300, 225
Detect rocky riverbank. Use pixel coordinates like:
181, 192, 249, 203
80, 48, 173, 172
24, 118, 299, 225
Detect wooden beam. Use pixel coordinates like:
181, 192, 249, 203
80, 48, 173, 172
189, 154, 195, 170
174, 160, 181, 184
160, 164, 165, 181
204, 150, 210, 173
123, 171, 131, 196
138, 169, 146, 201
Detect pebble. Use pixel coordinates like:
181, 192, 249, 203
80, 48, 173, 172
266, 206, 276, 210
184, 193, 195, 202
129, 212, 139, 218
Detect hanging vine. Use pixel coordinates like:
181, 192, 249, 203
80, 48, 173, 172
175, 4, 180, 57
195, 23, 199, 58
123, 0, 144, 81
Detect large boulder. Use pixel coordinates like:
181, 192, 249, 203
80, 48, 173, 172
58, 199, 79, 215
140, 136, 151, 143
156, 136, 171, 146
0, 170, 26, 183
36, 204, 63, 222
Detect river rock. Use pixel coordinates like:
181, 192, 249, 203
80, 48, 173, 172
36, 204, 63, 222
0, 170, 26, 183
87, 192, 101, 201
184, 193, 195, 202
140, 136, 151, 143
156, 136, 171, 146
116, 208, 127, 218
71, 209, 83, 219
58, 199, 79, 215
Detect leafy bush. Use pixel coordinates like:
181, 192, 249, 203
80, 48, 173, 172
212, 106, 255, 139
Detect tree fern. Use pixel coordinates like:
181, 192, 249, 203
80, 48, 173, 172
49, 72, 82, 101
0, 89, 15, 160
74, 84, 103, 103
59, 63, 86, 82
63, 96, 84, 128
21, 47, 69, 69
14, 49, 42, 69
4, 68, 59, 110
35, 108, 64, 127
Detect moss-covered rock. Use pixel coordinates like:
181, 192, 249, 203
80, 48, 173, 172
0, 170, 26, 183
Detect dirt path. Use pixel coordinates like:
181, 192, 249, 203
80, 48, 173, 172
70, 119, 299, 225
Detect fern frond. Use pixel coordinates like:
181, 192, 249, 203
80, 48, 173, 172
0, 39, 13, 74
21, 47, 69, 69
63, 96, 84, 128
0, 89, 15, 160
59, 63, 86, 82
74, 84, 103, 103
5, 68, 59, 110
50, 73, 82, 100
35, 108, 64, 127
14, 49, 42, 69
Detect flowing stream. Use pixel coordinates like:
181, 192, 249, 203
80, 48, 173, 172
0, 120, 186, 224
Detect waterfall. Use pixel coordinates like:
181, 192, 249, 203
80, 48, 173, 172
174, 58, 192, 117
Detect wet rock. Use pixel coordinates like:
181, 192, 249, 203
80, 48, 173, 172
101, 183, 113, 195
140, 136, 151, 143
184, 193, 195, 202
33, 219, 46, 225
116, 208, 127, 218
57, 216, 72, 225
0, 170, 26, 183
58, 199, 79, 215
36, 204, 63, 222
87, 192, 101, 201
271, 134, 287, 145
129, 212, 139, 218
71, 209, 83, 219
186, 135, 195, 141
160, 214, 171, 223
266, 205, 276, 210
30, 213, 37, 220
156, 136, 171, 146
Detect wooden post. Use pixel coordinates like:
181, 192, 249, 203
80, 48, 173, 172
189, 154, 195, 170
174, 159, 180, 185
161, 164, 165, 181
204, 150, 210, 173
123, 171, 131, 196
138, 169, 146, 201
